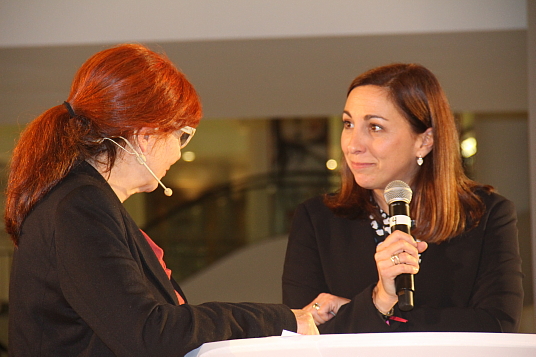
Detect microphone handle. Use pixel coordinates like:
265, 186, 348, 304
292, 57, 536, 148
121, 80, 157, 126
389, 202, 415, 312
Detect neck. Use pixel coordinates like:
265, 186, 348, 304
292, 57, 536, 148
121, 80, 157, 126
372, 189, 389, 213
86, 158, 139, 203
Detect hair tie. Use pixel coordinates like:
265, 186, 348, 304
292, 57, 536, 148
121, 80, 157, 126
63, 101, 76, 118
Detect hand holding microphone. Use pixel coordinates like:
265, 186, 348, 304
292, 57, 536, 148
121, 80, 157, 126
374, 180, 427, 313
384, 180, 414, 311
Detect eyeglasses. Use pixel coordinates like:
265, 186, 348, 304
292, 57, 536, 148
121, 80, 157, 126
172, 126, 196, 148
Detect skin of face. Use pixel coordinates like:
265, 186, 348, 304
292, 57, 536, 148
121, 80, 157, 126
137, 132, 182, 193
341, 85, 432, 209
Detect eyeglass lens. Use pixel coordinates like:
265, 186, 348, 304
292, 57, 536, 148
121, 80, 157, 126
179, 132, 190, 147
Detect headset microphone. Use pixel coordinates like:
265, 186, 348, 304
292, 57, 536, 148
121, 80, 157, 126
104, 137, 174, 197
137, 157, 174, 197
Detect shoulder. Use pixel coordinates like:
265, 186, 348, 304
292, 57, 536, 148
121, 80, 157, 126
21, 163, 127, 246
57, 171, 123, 219
296, 195, 333, 217
293, 194, 365, 226
32, 162, 121, 220
472, 189, 517, 230
55, 162, 117, 203
475, 189, 515, 214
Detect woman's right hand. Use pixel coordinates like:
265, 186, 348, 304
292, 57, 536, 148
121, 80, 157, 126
373, 230, 428, 313
291, 309, 319, 335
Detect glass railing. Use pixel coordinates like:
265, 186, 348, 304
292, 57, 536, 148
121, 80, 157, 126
142, 170, 337, 281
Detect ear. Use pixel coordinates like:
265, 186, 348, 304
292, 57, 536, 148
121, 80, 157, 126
135, 127, 154, 156
417, 127, 434, 158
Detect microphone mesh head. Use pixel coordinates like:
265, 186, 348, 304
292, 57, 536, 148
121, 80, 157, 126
384, 180, 412, 204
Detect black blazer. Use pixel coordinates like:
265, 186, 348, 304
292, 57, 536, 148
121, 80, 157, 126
282, 192, 523, 333
9, 162, 296, 357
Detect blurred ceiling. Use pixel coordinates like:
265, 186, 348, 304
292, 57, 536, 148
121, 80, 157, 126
0, 30, 527, 125
0, 1, 528, 125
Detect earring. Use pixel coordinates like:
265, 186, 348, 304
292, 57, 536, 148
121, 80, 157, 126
417, 156, 424, 166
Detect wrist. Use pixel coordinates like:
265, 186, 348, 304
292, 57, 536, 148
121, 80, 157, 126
374, 304, 394, 318
372, 286, 396, 316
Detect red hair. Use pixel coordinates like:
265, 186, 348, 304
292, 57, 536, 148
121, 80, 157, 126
325, 63, 491, 243
5, 44, 202, 244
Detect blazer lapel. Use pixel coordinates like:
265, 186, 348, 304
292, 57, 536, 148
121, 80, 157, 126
129, 222, 181, 305
170, 277, 188, 304
76, 162, 186, 305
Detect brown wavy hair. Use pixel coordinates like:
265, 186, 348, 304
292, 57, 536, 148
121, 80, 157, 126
5, 44, 202, 244
325, 63, 491, 243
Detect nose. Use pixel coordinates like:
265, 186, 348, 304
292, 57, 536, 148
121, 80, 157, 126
343, 129, 365, 155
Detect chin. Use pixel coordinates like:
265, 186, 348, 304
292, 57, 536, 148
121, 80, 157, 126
352, 176, 374, 189
141, 184, 159, 193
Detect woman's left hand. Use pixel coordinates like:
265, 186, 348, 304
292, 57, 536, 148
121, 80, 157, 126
303, 293, 351, 326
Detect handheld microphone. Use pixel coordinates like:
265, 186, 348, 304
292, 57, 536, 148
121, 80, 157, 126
384, 180, 414, 311
103, 137, 173, 197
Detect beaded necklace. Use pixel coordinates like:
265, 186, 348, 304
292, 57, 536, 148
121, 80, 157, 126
369, 208, 391, 245
369, 207, 422, 262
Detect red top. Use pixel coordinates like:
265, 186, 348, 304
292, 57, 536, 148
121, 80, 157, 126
140, 230, 185, 305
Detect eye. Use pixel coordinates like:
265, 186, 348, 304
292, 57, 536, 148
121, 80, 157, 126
342, 119, 353, 129
370, 123, 383, 132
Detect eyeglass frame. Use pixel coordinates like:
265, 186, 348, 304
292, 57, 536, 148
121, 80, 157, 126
172, 126, 196, 149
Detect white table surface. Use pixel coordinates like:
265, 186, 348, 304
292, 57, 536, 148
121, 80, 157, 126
185, 332, 536, 357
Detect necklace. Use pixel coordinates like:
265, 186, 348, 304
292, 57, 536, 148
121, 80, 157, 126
369, 208, 391, 245
369, 208, 422, 263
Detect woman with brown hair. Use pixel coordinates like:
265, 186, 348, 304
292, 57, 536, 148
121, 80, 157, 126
282, 63, 523, 333
5, 44, 317, 357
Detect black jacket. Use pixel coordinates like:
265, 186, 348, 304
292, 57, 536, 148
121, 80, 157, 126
282, 192, 523, 333
9, 162, 296, 356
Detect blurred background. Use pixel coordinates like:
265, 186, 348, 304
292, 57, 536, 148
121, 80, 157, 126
0, 1, 535, 352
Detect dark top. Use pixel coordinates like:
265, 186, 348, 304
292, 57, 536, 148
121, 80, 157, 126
9, 162, 296, 357
282, 191, 523, 333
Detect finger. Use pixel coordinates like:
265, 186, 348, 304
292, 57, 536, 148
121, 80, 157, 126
377, 255, 421, 282
378, 238, 420, 267
394, 251, 420, 266
317, 309, 336, 323
375, 249, 419, 273
417, 241, 428, 253
304, 293, 351, 324
376, 238, 419, 260
304, 302, 326, 325
382, 230, 418, 247
392, 251, 422, 270
307, 301, 339, 324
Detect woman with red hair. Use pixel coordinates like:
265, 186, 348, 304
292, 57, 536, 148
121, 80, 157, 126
5, 44, 317, 356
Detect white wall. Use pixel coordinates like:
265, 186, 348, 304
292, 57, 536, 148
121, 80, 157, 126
0, 0, 526, 48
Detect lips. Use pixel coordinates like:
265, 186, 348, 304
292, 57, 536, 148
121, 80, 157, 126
350, 162, 375, 170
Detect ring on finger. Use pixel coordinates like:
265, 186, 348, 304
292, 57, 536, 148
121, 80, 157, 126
390, 254, 401, 266
312, 302, 321, 310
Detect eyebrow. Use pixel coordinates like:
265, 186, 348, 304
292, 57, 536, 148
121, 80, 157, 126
342, 111, 388, 121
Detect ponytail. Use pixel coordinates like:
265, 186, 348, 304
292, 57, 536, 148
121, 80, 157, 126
5, 105, 83, 243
